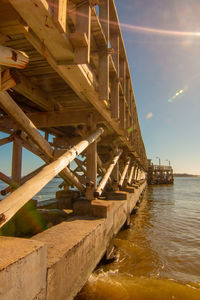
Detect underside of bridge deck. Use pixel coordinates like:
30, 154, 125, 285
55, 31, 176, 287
0, 0, 147, 229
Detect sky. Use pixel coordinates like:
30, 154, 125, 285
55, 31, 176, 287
1, 0, 200, 176
115, 0, 200, 174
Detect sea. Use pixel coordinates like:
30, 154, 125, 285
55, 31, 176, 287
76, 177, 200, 300
1, 177, 200, 299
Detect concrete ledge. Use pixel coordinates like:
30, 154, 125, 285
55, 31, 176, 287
0, 237, 46, 300
33, 218, 106, 300
32, 181, 147, 300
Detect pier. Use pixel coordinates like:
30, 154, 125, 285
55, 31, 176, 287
0, 1, 147, 299
147, 159, 174, 185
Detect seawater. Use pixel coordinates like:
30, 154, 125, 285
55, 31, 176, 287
76, 177, 200, 300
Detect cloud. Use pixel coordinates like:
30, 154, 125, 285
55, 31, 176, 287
146, 112, 153, 119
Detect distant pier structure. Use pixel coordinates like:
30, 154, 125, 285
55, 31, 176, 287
148, 159, 174, 185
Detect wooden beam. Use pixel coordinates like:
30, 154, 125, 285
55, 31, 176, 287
25, 109, 104, 128
127, 165, 135, 185
0, 69, 17, 92
0, 172, 18, 190
0, 127, 104, 227
86, 116, 97, 191
51, 0, 68, 33
73, 2, 91, 64
9, 0, 73, 62
95, 150, 122, 197
119, 158, 130, 187
0, 134, 14, 146
0, 45, 29, 69
11, 70, 54, 111
0, 91, 53, 159
12, 127, 22, 184
110, 33, 119, 120
99, 0, 109, 104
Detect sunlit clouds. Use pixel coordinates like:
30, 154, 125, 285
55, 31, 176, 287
146, 113, 153, 119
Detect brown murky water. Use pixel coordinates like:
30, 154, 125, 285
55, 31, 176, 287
77, 177, 200, 299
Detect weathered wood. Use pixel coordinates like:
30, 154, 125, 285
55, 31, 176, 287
11, 70, 54, 111
9, 0, 74, 61
74, 2, 91, 64
0, 45, 29, 69
0, 134, 14, 147
127, 165, 135, 185
0, 69, 17, 91
0, 127, 104, 227
110, 33, 119, 120
25, 109, 104, 128
51, 0, 68, 33
99, 0, 109, 104
119, 158, 130, 187
95, 150, 122, 197
0, 172, 18, 190
12, 127, 22, 184
0, 91, 53, 159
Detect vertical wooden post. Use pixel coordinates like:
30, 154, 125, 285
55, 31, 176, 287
112, 146, 119, 189
75, 2, 91, 64
99, 0, 109, 104
86, 114, 97, 199
110, 33, 119, 119
12, 127, 22, 184
119, 96, 125, 130
51, 0, 68, 33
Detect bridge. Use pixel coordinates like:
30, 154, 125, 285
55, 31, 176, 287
0, 1, 147, 299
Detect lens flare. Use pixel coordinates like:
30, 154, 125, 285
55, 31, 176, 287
119, 24, 200, 38
168, 88, 187, 103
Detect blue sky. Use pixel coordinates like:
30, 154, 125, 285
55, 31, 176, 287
1, 0, 200, 176
115, 0, 200, 174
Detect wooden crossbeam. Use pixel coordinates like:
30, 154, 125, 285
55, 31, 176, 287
24, 109, 104, 128
11, 70, 55, 111
0, 91, 83, 190
0, 127, 104, 228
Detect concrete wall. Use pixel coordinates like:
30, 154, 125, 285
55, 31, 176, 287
0, 237, 46, 300
0, 182, 146, 300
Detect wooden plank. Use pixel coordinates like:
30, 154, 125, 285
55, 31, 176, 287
0, 45, 29, 69
0, 127, 104, 227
